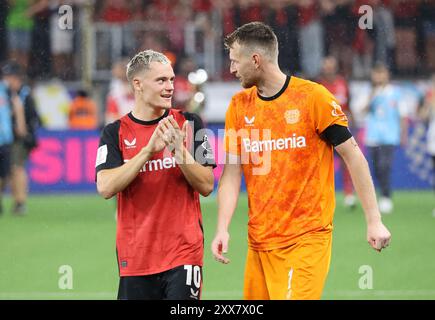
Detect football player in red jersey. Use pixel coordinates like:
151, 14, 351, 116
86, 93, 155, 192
96, 50, 215, 300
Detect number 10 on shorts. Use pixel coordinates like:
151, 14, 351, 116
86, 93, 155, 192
184, 265, 201, 288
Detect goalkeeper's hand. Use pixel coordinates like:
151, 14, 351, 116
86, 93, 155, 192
211, 231, 230, 264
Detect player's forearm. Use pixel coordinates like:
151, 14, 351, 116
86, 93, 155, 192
216, 167, 241, 233
174, 146, 214, 196
97, 147, 153, 199
342, 148, 382, 225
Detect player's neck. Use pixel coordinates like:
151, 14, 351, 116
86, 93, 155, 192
256, 67, 287, 98
132, 103, 167, 122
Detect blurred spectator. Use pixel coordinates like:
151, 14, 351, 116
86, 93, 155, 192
50, 0, 76, 80
363, 63, 408, 214
321, 0, 354, 78
139, 34, 177, 67
238, 0, 265, 25
215, 0, 241, 80
173, 56, 197, 111
318, 55, 355, 209
97, 0, 132, 23
2, 61, 41, 215
0, 78, 14, 215
141, 1, 166, 26
27, 0, 52, 80
93, 0, 135, 71
351, 0, 374, 78
164, 1, 194, 55
193, 0, 212, 13
0, 1, 8, 64
419, 74, 435, 198
105, 58, 134, 124
370, 0, 395, 71
298, 0, 324, 79
266, 0, 300, 75
418, 0, 435, 74
1, 0, 435, 83
32, 78, 71, 128
392, 0, 418, 75
69, 89, 98, 130
6, 0, 35, 69
216, 0, 239, 38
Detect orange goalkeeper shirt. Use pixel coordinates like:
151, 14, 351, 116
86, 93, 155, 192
224, 76, 349, 250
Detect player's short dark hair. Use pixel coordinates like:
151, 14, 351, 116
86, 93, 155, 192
224, 22, 278, 60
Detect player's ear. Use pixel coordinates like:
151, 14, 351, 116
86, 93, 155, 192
132, 77, 142, 92
252, 53, 260, 69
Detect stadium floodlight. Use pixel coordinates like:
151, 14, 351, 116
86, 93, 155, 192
188, 69, 208, 85
194, 92, 205, 104
195, 69, 208, 84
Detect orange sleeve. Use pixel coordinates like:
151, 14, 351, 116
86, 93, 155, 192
224, 97, 241, 155
312, 84, 349, 134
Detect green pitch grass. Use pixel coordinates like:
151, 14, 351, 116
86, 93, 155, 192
0, 191, 434, 300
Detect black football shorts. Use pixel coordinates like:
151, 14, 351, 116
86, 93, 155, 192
117, 264, 202, 300
0, 145, 11, 179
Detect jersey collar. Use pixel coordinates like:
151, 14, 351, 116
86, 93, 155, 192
128, 109, 170, 125
257, 75, 291, 101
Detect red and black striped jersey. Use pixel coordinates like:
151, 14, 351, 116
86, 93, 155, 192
95, 109, 215, 276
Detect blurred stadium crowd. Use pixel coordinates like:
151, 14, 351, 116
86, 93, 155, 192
0, 2, 434, 134
0, 0, 434, 122
1, 0, 435, 82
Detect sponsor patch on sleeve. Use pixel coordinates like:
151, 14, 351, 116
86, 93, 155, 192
95, 144, 108, 167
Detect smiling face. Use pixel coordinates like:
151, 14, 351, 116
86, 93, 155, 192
229, 42, 259, 89
132, 61, 175, 110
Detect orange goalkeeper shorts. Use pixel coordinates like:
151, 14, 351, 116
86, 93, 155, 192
243, 231, 332, 300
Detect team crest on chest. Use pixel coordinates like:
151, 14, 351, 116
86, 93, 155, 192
284, 109, 300, 124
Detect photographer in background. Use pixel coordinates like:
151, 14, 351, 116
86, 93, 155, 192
419, 74, 435, 216
2, 61, 41, 215
363, 63, 408, 215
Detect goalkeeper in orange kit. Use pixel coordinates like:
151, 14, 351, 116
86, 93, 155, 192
211, 22, 391, 300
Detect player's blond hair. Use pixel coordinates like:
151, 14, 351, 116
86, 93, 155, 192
126, 50, 170, 82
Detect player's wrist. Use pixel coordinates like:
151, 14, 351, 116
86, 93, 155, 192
216, 222, 230, 234
172, 144, 186, 162
366, 212, 382, 225
141, 146, 153, 159
173, 139, 184, 152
